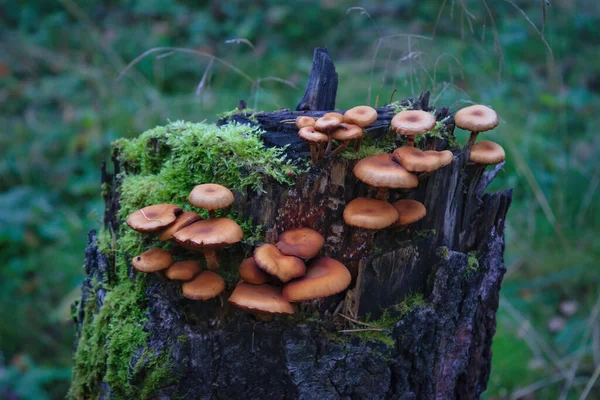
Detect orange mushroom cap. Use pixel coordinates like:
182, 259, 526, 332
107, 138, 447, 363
254, 244, 306, 283
295, 116, 317, 130
392, 147, 454, 173
276, 227, 324, 259
189, 183, 234, 211
343, 106, 378, 128
315, 112, 343, 133
126, 204, 183, 233
157, 211, 203, 241
353, 154, 418, 189
239, 257, 269, 285
181, 271, 225, 300
132, 248, 173, 273
331, 124, 364, 142
343, 197, 399, 229
391, 110, 436, 136
454, 105, 498, 133
228, 282, 295, 315
165, 260, 202, 281
173, 218, 243, 249
393, 199, 427, 225
282, 257, 351, 302
469, 140, 505, 165
298, 126, 329, 143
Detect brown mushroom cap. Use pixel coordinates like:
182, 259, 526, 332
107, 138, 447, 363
392, 147, 454, 173
298, 126, 329, 143
254, 244, 306, 283
189, 183, 234, 211
165, 260, 201, 280
393, 199, 427, 225
239, 257, 269, 285
157, 211, 203, 241
132, 248, 173, 273
228, 282, 295, 315
181, 271, 225, 300
353, 154, 418, 189
282, 257, 351, 302
454, 105, 498, 132
173, 218, 243, 249
126, 204, 183, 233
331, 124, 364, 141
315, 112, 343, 133
295, 116, 316, 130
391, 110, 436, 136
343, 106, 378, 128
343, 197, 399, 229
276, 227, 324, 259
469, 140, 506, 165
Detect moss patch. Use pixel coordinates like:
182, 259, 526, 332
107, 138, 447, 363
466, 252, 481, 276
341, 131, 396, 160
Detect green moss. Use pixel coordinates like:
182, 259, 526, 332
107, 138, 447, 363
415, 228, 437, 238
341, 131, 396, 160
436, 246, 450, 260
466, 252, 481, 276
217, 107, 258, 123
388, 100, 413, 114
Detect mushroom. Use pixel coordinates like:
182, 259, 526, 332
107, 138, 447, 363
392, 146, 453, 173
295, 116, 317, 130
329, 124, 364, 157
353, 153, 418, 200
392, 199, 427, 225
282, 257, 351, 302
181, 271, 225, 300
157, 211, 203, 241
469, 140, 505, 165
165, 260, 201, 281
173, 218, 243, 270
253, 244, 306, 283
343, 105, 378, 128
276, 227, 324, 260
239, 257, 269, 285
315, 112, 344, 155
126, 204, 183, 232
298, 127, 329, 165
189, 183, 234, 219
454, 105, 498, 145
343, 197, 399, 230
391, 110, 436, 147
228, 282, 295, 315
132, 248, 174, 273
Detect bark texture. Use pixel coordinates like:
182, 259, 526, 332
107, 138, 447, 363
72, 50, 511, 399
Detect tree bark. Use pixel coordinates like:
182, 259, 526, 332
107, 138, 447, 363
72, 49, 511, 399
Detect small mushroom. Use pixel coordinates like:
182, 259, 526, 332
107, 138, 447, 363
469, 140, 505, 165
181, 271, 225, 300
228, 282, 295, 315
330, 124, 364, 157
343, 197, 399, 230
165, 260, 202, 281
254, 244, 306, 283
298, 127, 329, 165
391, 110, 436, 147
295, 116, 317, 130
189, 183, 234, 219
392, 146, 453, 173
315, 112, 344, 155
282, 257, 352, 302
173, 218, 243, 270
454, 105, 498, 145
353, 154, 418, 200
157, 211, 203, 241
276, 227, 324, 260
343, 105, 378, 128
126, 204, 183, 233
239, 257, 269, 285
392, 199, 427, 225
132, 248, 174, 273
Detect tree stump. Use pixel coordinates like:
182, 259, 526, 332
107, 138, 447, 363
70, 49, 511, 399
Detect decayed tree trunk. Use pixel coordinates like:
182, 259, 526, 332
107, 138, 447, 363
72, 48, 511, 399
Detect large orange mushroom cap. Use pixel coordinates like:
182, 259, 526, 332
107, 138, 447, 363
392, 147, 454, 173
254, 244, 306, 282
393, 199, 427, 225
298, 126, 329, 143
282, 257, 351, 302
126, 204, 183, 233
343, 106, 378, 128
181, 271, 225, 300
132, 248, 173, 273
157, 211, 203, 241
295, 116, 317, 130
238, 257, 269, 285
353, 154, 418, 189
469, 140, 506, 165
173, 218, 243, 249
276, 227, 324, 260
454, 105, 498, 133
165, 260, 201, 281
331, 124, 364, 142
315, 112, 344, 133
343, 197, 399, 229
229, 282, 295, 315
391, 110, 436, 136
189, 183, 234, 211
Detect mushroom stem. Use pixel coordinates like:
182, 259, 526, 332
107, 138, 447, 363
467, 131, 479, 145
406, 136, 415, 147
317, 142, 325, 160
330, 141, 349, 158
325, 135, 333, 155
203, 248, 220, 270
309, 144, 318, 165
208, 210, 216, 219
353, 137, 363, 152
376, 187, 388, 201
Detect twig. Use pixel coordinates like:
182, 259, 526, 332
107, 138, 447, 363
338, 328, 385, 333
579, 363, 600, 400
339, 314, 378, 328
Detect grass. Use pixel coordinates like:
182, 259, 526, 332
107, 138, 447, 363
1, 1, 599, 399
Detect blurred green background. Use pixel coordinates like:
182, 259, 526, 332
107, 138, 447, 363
1, 0, 599, 398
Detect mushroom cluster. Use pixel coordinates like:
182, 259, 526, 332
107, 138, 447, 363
454, 104, 505, 166
228, 227, 352, 317
296, 105, 378, 165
